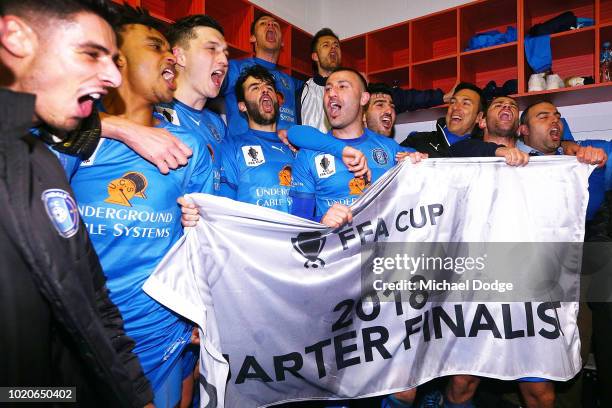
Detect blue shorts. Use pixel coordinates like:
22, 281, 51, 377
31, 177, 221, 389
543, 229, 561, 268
154, 346, 199, 408
182, 344, 199, 380
518, 377, 549, 382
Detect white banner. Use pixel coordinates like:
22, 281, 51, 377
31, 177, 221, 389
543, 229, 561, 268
144, 157, 591, 407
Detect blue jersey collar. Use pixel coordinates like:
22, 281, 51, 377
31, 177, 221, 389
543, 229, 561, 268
249, 128, 279, 142
443, 126, 470, 146
251, 57, 277, 70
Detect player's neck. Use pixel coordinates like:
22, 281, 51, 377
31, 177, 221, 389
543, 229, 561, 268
255, 48, 280, 65
484, 132, 516, 148
332, 120, 365, 140
317, 66, 332, 78
248, 120, 276, 133
175, 81, 206, 111
103, 88, 155, 127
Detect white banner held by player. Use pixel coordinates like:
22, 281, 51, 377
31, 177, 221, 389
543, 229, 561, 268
144, 157, 590, 407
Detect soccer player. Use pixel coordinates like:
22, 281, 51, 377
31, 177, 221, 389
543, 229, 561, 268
299, 28, 341, 132
289, 67, 424, 228
222, 64, 296, 212
0, 0, 155, 406
154, 14, 229, 194
364, 82, 397, 137
69, 6, 214, 407
222, 14, 301, 138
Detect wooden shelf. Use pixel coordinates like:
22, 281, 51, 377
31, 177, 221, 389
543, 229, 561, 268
459, 0, 517, 52
367, 22, 410, 72
461, 43, 518, 89
367, 67, 410, 89
524, 0, 595, 34
341, 35, 366, 73
460, 41, 518, 56
411, 57, 457, 91
411, 9, 457, 64
602, 0, 612, 24
291, 28, 313, 79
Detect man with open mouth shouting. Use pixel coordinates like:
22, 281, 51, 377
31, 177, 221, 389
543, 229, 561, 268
68, 5, 216, 407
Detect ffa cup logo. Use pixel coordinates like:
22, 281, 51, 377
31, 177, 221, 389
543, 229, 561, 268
372, 148, 389, 165
291, 231, 326, 268
105, 172, 148, 207
349, 177, 370, 195
41, 189, 79, 238
315, 154, 336, 178
278, 165, 292, 186
242, 145, 265, 167
155, 106, 180, 126
206, 122, 222, 142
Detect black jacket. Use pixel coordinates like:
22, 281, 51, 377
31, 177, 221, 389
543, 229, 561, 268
0, 89, 153, 407
399, 117, 453, 157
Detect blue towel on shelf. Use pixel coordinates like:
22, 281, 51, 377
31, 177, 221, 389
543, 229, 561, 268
465, 26, 517, 51
524, 35, 552, 73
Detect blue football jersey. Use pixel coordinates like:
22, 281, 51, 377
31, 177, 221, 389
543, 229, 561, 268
70, 120, 214, 390
156, 99, 228, 194
223, 129, 295, 213
290, 127, 404, 219
223, 57, 302, 139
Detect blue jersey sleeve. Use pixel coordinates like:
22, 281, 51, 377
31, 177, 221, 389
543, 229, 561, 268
167, 126, 215, 194
219, 141, 239, 199
561, 118, 575, 142
288, 126, 345, 158
289, 150, 316, 199
291, 196, 317, 221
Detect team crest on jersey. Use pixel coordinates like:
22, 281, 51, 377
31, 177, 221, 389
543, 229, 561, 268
155, 106, 181, 126
348, 177, 370, 195
372, 148, 389, 165
105, 172, 148, 207
242, 145, 265, 167
315, 154, 336, 178
278, 165, 292, 186
41, 189, 79, 238
206, 122, 222, 142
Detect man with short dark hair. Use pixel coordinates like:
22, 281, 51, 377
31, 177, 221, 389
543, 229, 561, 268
400, 82, 485, 157
220, 65, 296, 212
0, 1, 153, 406
69, 5, 216, 407
222, 14, 301, 138
289, 67, 423, 227
155, 14, 229, 194
364, 82, 396, 137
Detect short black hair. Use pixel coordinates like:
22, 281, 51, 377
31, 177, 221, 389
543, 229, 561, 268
113, 3, 167, 47
520, 99, 555, 125
328, 67, 368, 92
166, 14, 224, 48
453, 82, 485, 113
0, 0, 116, 26
311, 27, 340, 53
235, 64, 277, 103
250, 13, 276, 35
367, 82, 393, 97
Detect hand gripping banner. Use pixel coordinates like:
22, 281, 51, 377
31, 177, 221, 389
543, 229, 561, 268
144, 157, 592, 407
